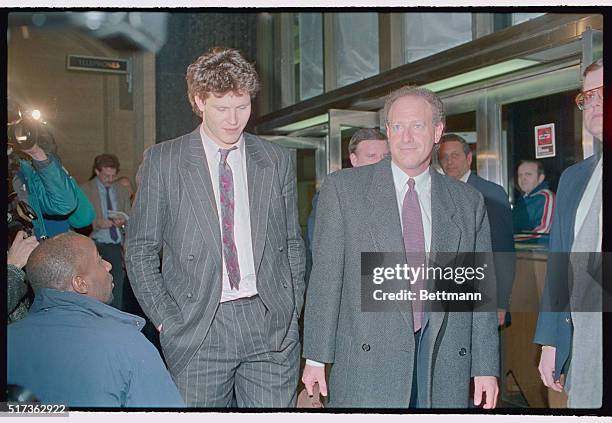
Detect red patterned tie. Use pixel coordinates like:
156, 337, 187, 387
219, 147, 241, 290
402, 178, 426, 332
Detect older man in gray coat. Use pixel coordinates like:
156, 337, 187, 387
302, 85, 499, 408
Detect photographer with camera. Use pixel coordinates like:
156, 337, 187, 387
7, 230, 39, 323
8, 99, 95, 240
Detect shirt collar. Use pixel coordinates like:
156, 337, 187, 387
199, 124, 245, 161
524, 179, 550, 197
460, 170, 471, 183
30, 288, 145, 329
95, 177, 112, 191
391, 161, 431, 194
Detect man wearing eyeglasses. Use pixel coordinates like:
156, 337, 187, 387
302, 85, 499, 408
534, 58, 603, 408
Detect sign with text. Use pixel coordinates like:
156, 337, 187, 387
66, 55, 128, 74
534, 123, 556, 159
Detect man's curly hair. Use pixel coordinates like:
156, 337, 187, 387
186, 47, 260, 117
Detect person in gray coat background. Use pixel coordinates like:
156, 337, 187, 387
302, 85, 499, 408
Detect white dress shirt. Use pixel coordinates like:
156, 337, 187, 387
573, 155, 602, 253
307, 163, 434, 368
200, 126, 258, 302
459, 170, 471, 183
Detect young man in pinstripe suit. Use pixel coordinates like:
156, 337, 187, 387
125, 47, 306, 407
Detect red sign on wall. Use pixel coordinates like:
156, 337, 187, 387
534, 123, 556, 159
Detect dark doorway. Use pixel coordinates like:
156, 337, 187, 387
503, 90, 582, 202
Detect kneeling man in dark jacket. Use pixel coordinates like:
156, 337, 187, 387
8, 232, 184, 408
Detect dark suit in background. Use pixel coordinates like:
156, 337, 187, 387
534, 59, 603, 408
467, 173, 516, 313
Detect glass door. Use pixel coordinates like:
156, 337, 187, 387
259, 135, 322, 237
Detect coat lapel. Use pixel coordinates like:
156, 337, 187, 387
366, 159, 414, 330
565, 154, 600, 247
179, 127, 222, 265
84, 179, 103, 220
366, 159, 405, 253
424, 169, 461, 335
244, 134, 273, 274
430, 168, 461, 255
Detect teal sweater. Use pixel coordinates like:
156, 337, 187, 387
14, 154, 78, 238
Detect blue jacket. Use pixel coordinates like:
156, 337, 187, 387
533, 154, 600, 379
512, 180, 555, 245
8, 289, 184, 408
14, 154, 78, 239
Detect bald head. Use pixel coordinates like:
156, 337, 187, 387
26, 232, 88, 292
26, 232, 114, 304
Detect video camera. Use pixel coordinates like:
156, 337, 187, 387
7, 98, 58, 221
7, 194, 40, 244
7, 98, 55, 155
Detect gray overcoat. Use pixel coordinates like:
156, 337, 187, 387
303, 158, 499, 408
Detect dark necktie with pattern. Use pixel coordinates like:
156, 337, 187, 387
402, 178, 426, 332
105, 186, 119, 242
219, 147, 241, 290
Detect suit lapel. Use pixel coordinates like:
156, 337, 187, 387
430, 169, 461, 255
86, 180, 103, 219
424, 169, 461, 337
366, 159, 405, 253
179, 127, 222, 265
245, 134, 273, 274
566, 155, 600, 247
366, 159, 413, 329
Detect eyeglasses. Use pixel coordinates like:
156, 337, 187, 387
387, 121, 428, 134
575, 85, 603, 110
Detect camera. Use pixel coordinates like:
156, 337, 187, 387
7, 98, 58, 189
8, 99, 54, 154
7, 194, 40, 244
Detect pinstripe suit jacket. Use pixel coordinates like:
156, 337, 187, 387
303, 159, 499, 407
125, 128, 305, 375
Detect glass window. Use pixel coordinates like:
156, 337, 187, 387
512, 13, 546, 26
296, 13, 324, 101
404, 13, 472, 63
495, 13, 546, 32
333, 13, 379, 88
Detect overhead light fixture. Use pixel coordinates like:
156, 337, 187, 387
423, 59, 539, 93
271, 59, 539, 133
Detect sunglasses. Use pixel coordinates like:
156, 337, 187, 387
575, 85, 603, 110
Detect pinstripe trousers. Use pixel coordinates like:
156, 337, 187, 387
171, 295, 300, 407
